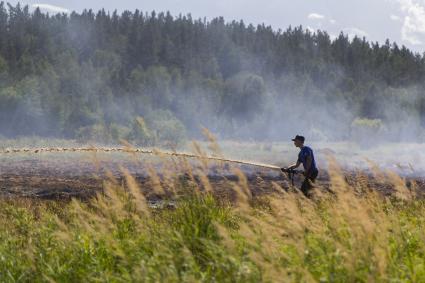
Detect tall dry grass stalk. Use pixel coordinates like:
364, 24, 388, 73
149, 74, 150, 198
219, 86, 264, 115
0, 142, 424, 282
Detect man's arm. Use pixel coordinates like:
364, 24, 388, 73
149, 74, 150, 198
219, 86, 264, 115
304, 155, 312, 176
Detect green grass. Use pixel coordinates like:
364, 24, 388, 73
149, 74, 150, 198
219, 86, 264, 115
0, 138, 425, 282
0, 166, 425, 282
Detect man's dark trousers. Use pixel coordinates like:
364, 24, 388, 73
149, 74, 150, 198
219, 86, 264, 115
301, 169, 319, 197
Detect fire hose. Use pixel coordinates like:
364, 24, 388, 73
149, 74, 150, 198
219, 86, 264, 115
0, 146, 302, 185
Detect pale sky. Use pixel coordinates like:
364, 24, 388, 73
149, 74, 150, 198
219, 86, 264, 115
9, 0, 425, 53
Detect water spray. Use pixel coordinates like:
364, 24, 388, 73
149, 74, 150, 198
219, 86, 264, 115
0, 147, 282, 171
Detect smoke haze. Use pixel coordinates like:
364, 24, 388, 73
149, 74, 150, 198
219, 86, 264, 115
0, 4, 425, 153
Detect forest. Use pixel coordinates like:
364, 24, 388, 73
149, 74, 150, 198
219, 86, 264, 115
0, 2, 425, 144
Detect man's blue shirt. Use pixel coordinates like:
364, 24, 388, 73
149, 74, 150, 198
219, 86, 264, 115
298, 146, 317, 172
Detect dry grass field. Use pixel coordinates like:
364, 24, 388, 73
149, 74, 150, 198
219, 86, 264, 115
0, 139, 424, 282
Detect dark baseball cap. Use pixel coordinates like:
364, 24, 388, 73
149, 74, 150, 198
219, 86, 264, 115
292, 135, 305, 142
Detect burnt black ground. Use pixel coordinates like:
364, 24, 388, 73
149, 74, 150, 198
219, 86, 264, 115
0, 157, 423, 200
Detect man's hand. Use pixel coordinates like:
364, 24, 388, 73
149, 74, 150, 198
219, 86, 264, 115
281, 167, 295, 173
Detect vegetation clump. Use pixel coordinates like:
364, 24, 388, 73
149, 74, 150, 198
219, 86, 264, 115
0, 157, 424, 282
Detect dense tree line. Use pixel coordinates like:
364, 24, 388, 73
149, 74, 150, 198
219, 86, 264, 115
0, 2, 425, 144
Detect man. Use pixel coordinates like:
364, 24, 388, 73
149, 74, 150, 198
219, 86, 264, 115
282, 135, 318, 197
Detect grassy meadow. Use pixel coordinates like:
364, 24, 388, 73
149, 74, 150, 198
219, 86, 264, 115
0, 140, 424, 282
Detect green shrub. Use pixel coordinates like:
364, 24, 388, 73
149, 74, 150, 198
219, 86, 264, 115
148, 110, 187, 147
75, 123, 111, 143
129, 116, 156, 146
351, 117, 385, 147
109, 123, 131, 142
